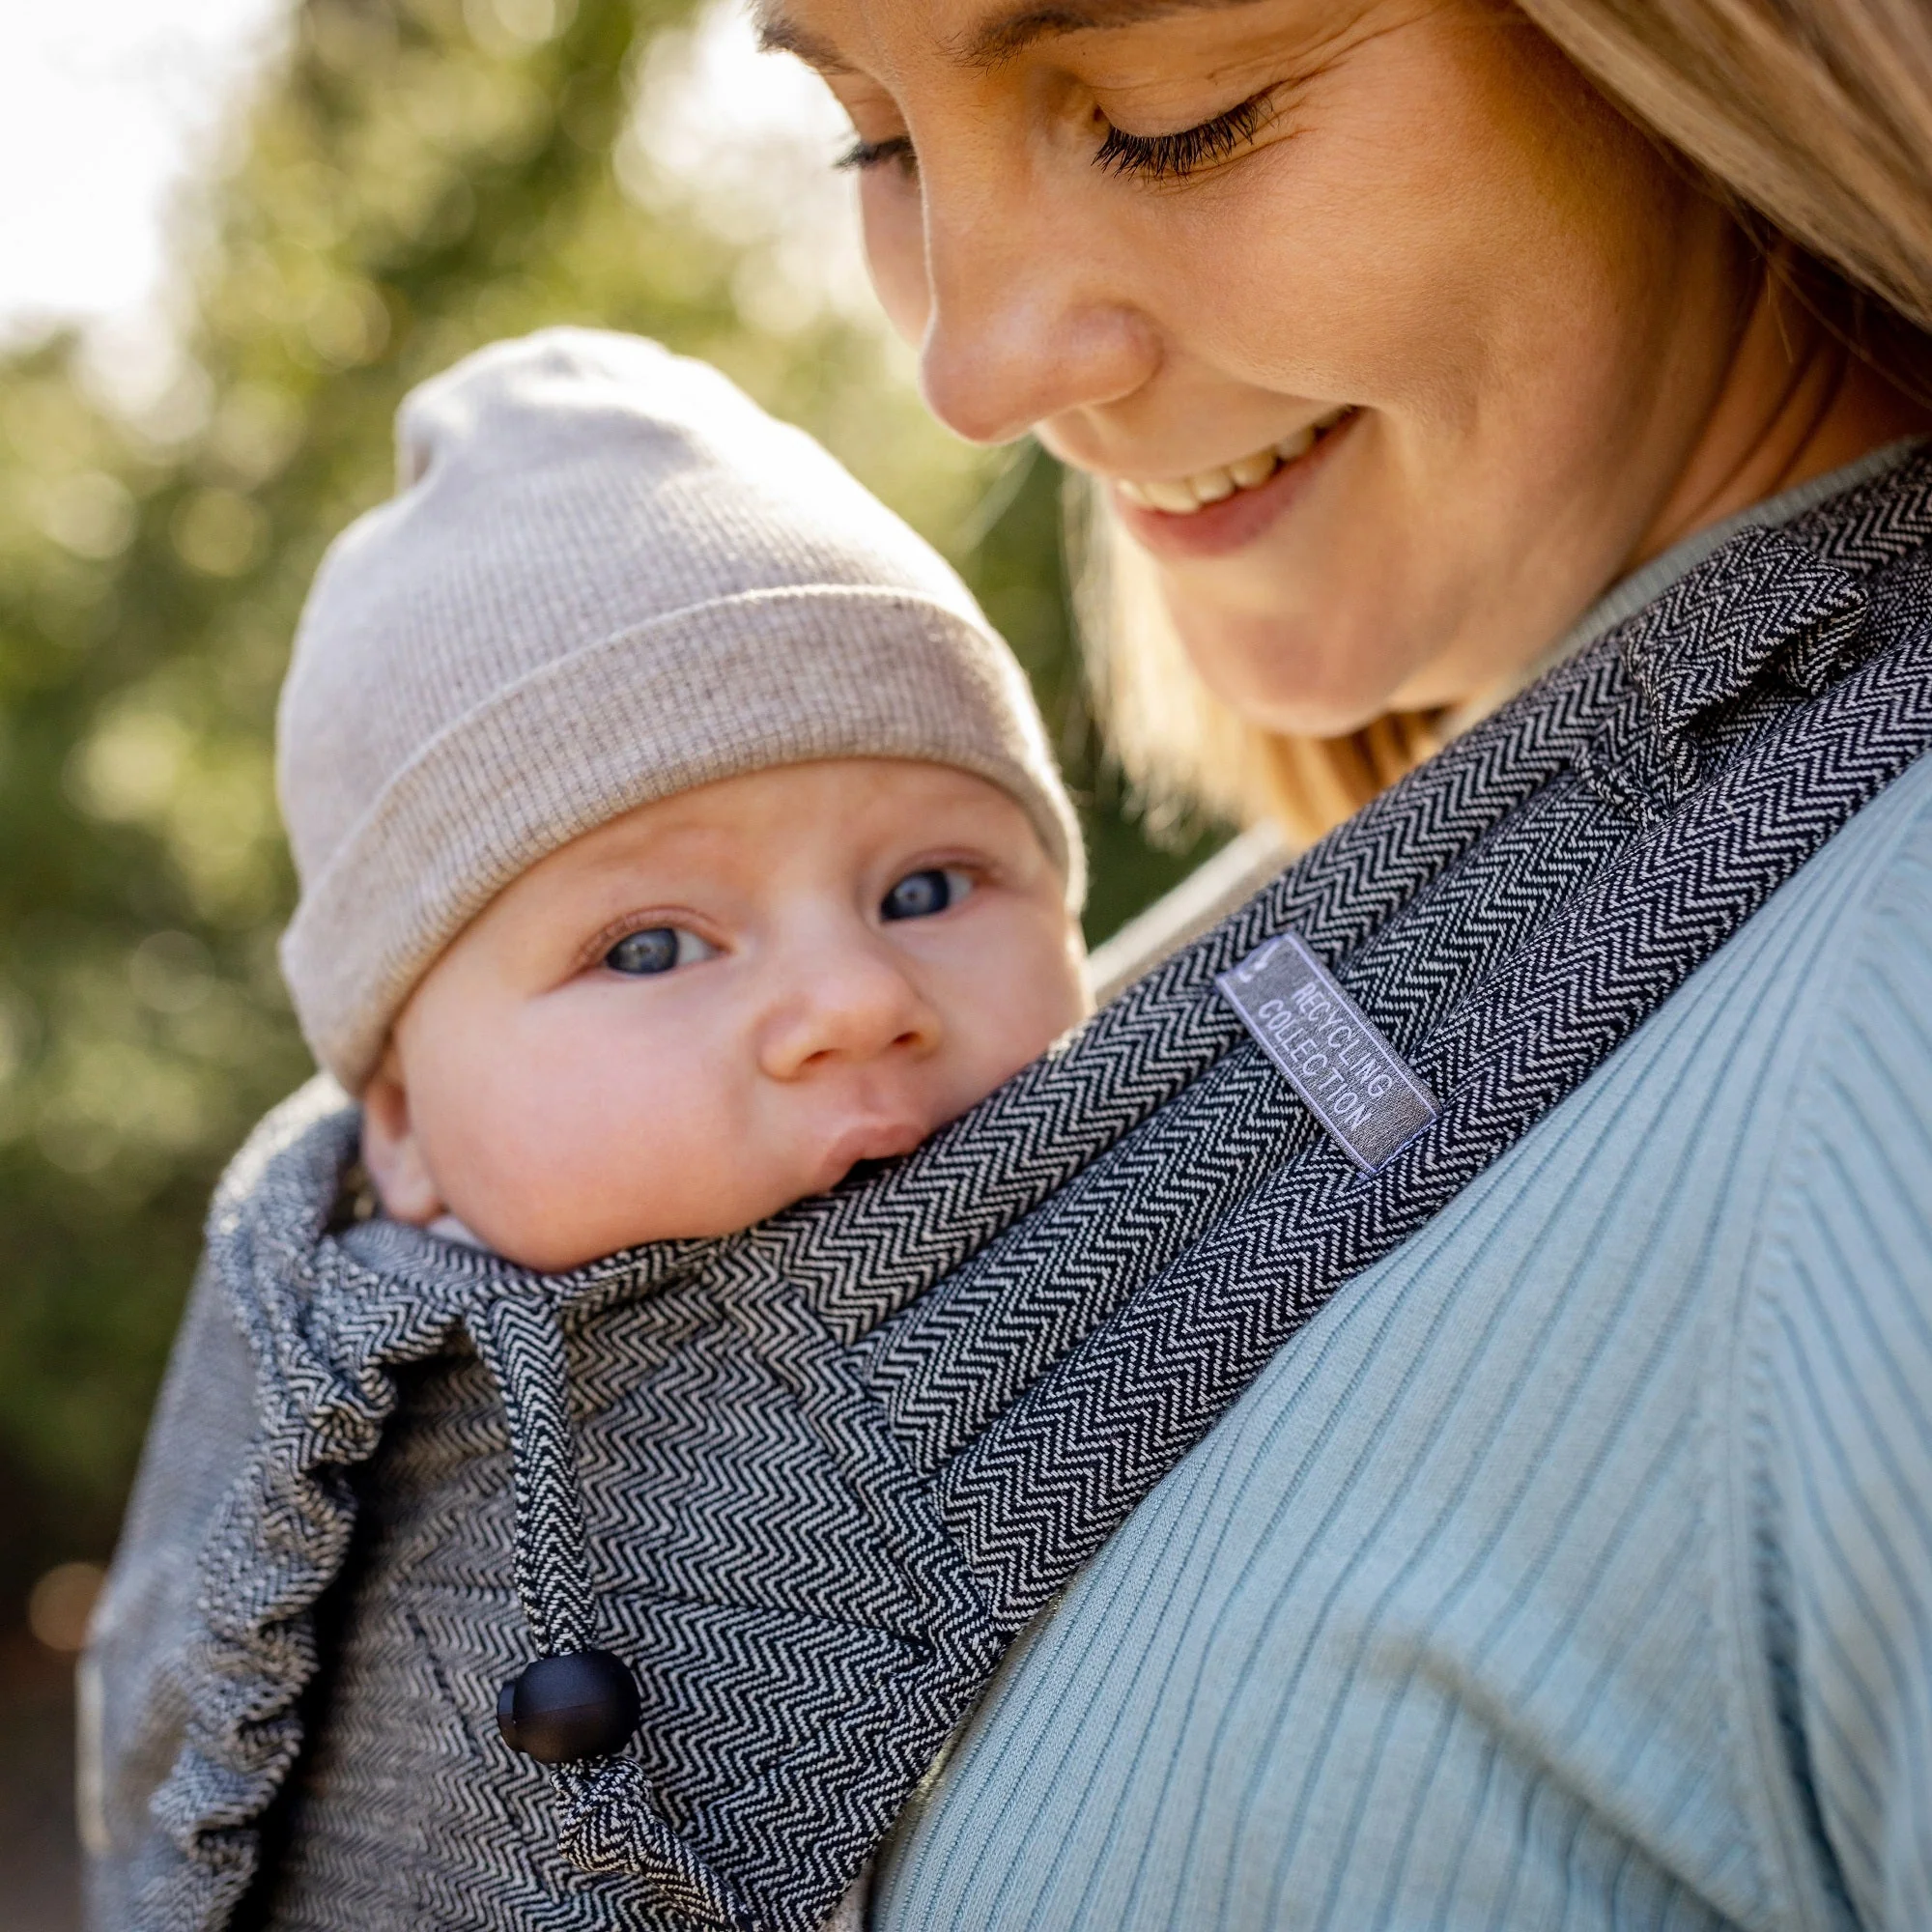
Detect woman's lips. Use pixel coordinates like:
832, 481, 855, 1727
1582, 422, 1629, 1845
1108, 409, 1358, 561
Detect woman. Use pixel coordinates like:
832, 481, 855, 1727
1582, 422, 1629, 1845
747, 0, 1932, 1922
86, 4, 1932, 1927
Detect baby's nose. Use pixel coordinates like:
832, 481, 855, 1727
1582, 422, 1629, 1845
756, 945, 943, 1080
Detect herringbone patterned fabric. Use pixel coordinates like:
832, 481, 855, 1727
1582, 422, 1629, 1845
99, 457, 1932, 1932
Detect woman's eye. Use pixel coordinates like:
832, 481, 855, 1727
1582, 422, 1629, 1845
1094, 87, 1278, 182
837, 133, 918, 180
604, 926, 714, 976
881, 867, 975, 922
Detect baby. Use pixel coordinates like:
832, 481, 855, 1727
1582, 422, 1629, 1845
274, 327, 1091, 1268
80, 328, 1090, 1928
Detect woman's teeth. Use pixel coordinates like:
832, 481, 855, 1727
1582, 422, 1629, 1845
1116, 409, 1351, 515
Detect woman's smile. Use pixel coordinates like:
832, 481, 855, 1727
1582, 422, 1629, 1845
1105, 406, 1359, 559
1111, 405, 1354, 517
771, 0, 1770, 730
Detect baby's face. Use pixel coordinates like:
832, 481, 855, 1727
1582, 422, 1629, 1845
360, 758, 1089, 1271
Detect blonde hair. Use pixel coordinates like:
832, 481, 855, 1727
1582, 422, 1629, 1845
1083, 0, 1932, 845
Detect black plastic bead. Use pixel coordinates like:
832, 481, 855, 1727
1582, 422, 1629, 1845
497, 1648, 640, 1764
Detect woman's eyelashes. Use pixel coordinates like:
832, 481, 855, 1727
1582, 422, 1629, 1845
604, 926, 716, 977
837, 133, 917, 178
1095, 87, 1280, 181
835, 90, 1279, 185
880, 867, 975, 923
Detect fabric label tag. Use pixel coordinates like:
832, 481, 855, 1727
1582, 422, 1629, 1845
1215, 932, 1437, 1171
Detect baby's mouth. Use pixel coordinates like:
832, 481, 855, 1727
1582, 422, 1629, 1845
819, 1117, 931, 1190
1114, 406, 1355, 516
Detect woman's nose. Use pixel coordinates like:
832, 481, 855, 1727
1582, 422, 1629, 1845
756, 938, 944, 1080
915, 156, 1158, 445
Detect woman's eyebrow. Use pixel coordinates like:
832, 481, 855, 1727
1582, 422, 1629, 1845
755, 0, 1271, 73
958, 0, 1273, 66
754, 9, 856, 72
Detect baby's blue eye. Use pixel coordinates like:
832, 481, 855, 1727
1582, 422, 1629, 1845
881, 867, 974, 922
605, 927, 712, 976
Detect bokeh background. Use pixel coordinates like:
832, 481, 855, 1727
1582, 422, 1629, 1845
0, 0, 1223, 1919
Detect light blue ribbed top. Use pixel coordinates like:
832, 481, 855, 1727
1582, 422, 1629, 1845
873, 480, 1932, 1929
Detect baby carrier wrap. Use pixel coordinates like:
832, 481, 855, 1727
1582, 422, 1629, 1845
87, 456, 1932, 1932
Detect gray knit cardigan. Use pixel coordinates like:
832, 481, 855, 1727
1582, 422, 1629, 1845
84, 454, 1932, 1932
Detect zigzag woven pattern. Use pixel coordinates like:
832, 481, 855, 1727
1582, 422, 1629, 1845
102, 454, 1932, 1932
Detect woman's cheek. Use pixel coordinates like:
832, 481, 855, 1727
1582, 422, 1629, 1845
859, 171, 929, 347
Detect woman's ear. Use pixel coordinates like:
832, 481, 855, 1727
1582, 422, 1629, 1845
358, 1044, 445, 1225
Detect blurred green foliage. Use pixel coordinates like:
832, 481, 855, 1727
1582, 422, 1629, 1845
0, 0, 1217, 1618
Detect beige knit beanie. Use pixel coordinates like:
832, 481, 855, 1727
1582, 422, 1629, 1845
277, 327, 1083, 1093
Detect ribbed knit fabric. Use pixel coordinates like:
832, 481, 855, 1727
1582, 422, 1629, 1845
872, 743, 1932, 1929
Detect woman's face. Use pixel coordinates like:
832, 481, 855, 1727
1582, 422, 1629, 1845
761, 0, 1750, 732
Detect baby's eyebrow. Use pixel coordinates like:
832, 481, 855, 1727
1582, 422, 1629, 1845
756, 0, 1275, 74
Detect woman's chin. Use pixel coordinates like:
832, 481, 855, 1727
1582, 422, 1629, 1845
1179, 612, 1418, 740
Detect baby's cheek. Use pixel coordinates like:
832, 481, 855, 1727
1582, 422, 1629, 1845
473, 1043, 778, 1263
430, 1111, 589, 1267
410, 1043, 624, 1261
952, 913, 1089, 1085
